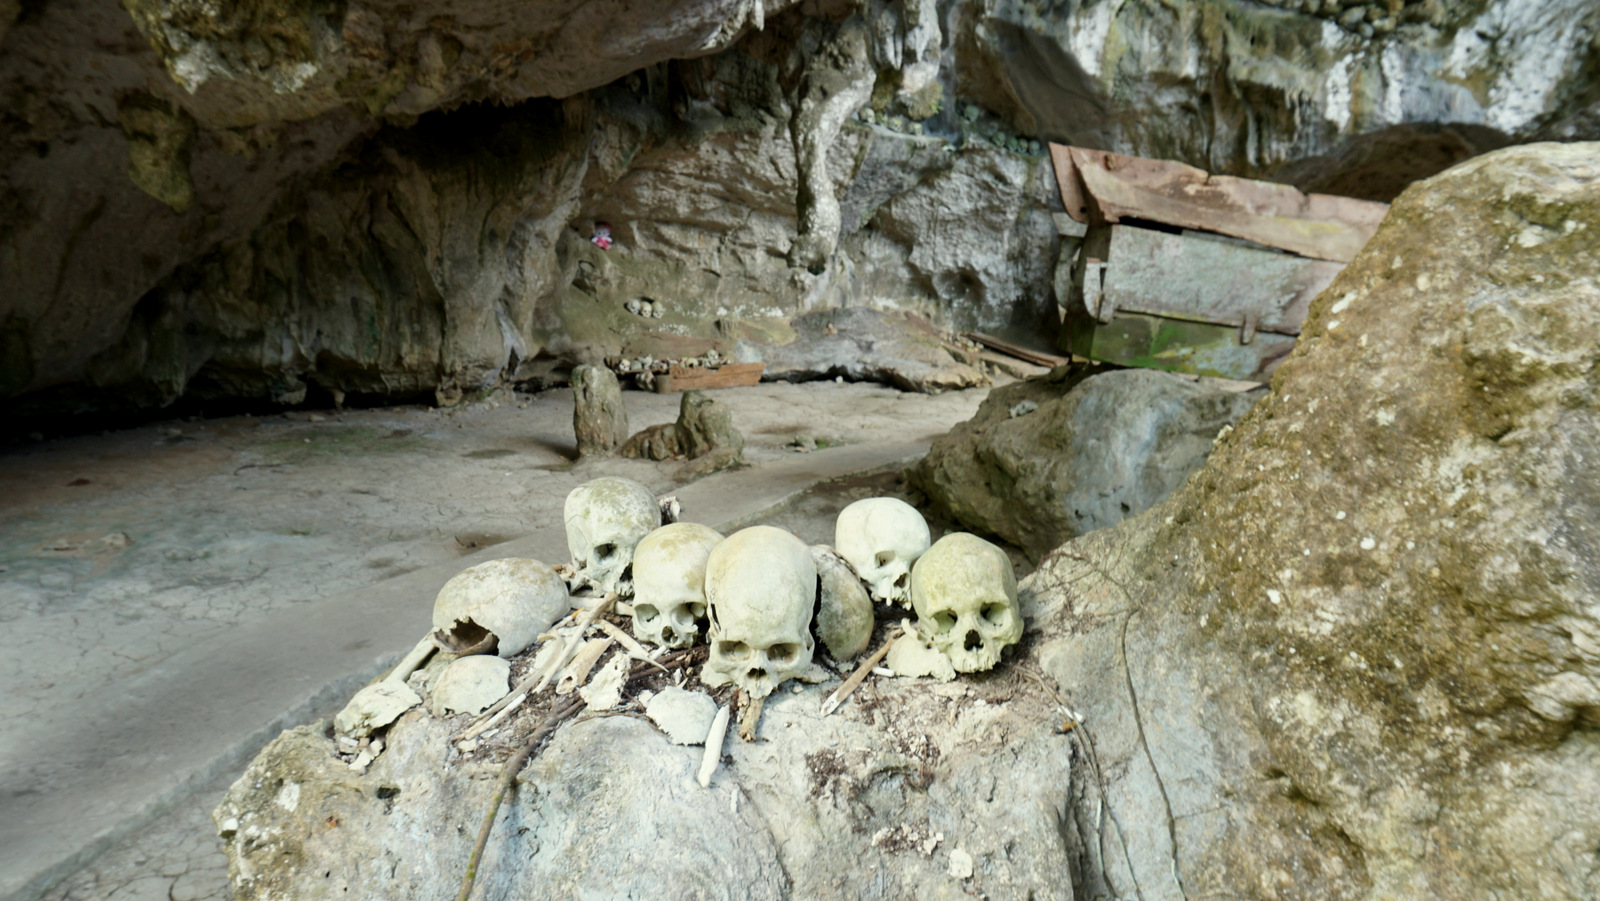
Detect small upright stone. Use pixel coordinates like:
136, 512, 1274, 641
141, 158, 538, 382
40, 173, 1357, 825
571, 364, 629, 456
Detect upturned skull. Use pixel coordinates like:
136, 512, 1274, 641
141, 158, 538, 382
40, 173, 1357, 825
563, 477, 661, 596
835, 497, 931, 605
702, 525, 816, 698
431, 558, 568, 658
631, 522, 724, 649
910, 533, 1020, 673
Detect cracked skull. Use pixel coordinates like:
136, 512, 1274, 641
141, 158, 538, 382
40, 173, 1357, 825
631, 522, 724, 649
563, 477, 661, 596
702, 525, 816, 698
910, 532, 1020, 673
835, 497, 931, 605
431, 558, 569, 658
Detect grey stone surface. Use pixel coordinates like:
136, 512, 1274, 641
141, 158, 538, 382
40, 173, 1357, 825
911, 367, 1263, 559
571, 364, 630, 456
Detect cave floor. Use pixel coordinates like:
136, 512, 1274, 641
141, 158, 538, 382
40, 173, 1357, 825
0, 378, 991, 901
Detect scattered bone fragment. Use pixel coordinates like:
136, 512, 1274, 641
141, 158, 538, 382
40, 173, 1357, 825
431, 558, 568, 658
578, 652, 628, 711
885, 628, 957, 682
910, 533, 1021, 672
702, 526, 817, 698
658, 495, 682, 523
632, 522, 724, 648
644, 687, 719, 745
429, 656, 511, 717
334, 682, 422, 738
738, 694, 765, 742
597, 620, 669, 671
811, 545, 874, 660
948, 848, 974, 879
698, 705, 732, 788
556, 637, 614, 694
835, 497, 931, 605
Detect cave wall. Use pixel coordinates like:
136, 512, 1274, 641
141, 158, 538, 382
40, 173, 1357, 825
2, 0, 1596, 419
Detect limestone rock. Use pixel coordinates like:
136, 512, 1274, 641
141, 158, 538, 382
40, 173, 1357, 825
620, 390, 743, 467
911, 367, 1262, 559
571, 364, 629, 456
757, 307, 989, 394
219, 674, 1074, 900
1021, 143, 1600, 899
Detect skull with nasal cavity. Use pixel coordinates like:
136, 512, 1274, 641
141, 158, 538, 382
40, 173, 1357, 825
835, 497, 930, 606
910, 532, 1021, 673
563, 477, 661, 597
631, 522, 724, 649
702, 525, 817, 699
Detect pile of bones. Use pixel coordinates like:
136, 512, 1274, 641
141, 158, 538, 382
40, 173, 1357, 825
331, 476, 1023, 775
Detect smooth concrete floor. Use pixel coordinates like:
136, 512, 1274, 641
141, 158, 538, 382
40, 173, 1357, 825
0, 380, 990, 901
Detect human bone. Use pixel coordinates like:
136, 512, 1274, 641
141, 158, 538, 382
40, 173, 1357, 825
578, 652, 628, 711
834, 497, 931, 605
644, 686, 719, 745
702, 526, 817, 698
556, 637, 613, 694
885, 625, 957, 682
632, 522, 724, 649
811, 545, 874, 660
563, 477, 662, 596
431, 558, 568, 658
429, 655, 511, 717
625, 298, 642, 315
909, 533, 1021, 673
334, 682, 421, 738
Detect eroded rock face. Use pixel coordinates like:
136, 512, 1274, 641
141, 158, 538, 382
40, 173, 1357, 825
911, 367, 1263, 559
1026, 142, 1600, 898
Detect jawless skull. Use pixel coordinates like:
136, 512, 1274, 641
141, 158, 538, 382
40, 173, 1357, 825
835, 497, 931, 605
563, 477, 661, 597
631, 522, 724, 649
431, 558, 569, 658
702, 526, 816, 698
910, 532, 1020, 673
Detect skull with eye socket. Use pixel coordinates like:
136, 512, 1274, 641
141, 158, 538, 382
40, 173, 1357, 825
630, 522, 724, 649
701, 525, 816, 699
563, 477, 661, 597
910, 532, 1021, 673
835, 497, 930, 606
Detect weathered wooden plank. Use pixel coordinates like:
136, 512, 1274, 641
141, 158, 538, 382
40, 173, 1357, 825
652, 362, 766, 393
1049, 144, 1388, 263
964, 332, 1071, 368
1096, 225, 1343, 336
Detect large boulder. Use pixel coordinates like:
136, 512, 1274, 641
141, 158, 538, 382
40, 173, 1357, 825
910, 367, 1262, 559
1027, 142, 1600, 898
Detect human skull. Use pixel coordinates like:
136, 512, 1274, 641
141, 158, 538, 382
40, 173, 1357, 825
563, 477, 662, 596
909, 533, 1021, 673
702, 526, 817, 698
431, 558, 569, 658
835, 497, 931, 605
631, 522, 724, 649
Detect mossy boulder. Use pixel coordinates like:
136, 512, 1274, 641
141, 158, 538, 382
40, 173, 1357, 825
1024, 142, 1600, 898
